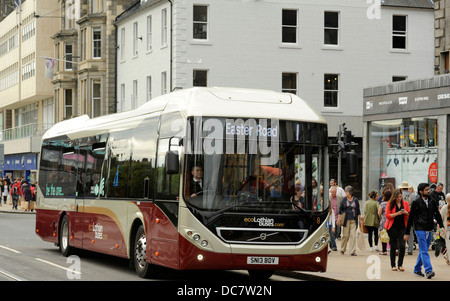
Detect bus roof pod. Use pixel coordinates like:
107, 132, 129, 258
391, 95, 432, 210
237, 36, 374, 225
42, 87, 326, 140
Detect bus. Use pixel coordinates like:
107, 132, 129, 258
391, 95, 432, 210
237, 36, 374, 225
35, 87, 330, 279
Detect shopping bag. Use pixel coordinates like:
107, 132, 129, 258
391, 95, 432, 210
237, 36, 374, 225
357, 229, 366, 250
379, 229, 389, 243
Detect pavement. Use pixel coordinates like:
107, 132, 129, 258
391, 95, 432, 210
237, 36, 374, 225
1, 203, 448, 281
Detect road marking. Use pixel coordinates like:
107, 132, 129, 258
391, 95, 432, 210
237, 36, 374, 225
35, 258, 82, 275
0, 268, 27, 281
0, 245, 21, 254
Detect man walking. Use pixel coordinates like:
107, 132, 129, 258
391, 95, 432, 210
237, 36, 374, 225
404, 183, 446, 279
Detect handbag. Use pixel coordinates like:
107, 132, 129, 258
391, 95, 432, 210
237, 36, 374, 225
379, 228, 389, 243
360, 217, 368, 233
338, 212, 345, 226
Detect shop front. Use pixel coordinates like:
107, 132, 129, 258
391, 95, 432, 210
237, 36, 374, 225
1, 153, 38, 183
363, 75, 450, 197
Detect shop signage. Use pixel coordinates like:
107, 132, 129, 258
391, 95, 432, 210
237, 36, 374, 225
428, 162, 438, 183
364, 86, 450, 116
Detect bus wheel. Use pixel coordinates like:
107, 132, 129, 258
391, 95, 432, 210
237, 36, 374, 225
59, 215, 72, 257
133, 225, 152, 278
247, 270, 274, 280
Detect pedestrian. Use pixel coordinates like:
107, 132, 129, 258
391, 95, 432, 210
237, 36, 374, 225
439, 201, 449, 265
2, 180, 9, 205
337, 185, 361, 256
404, 183, 446, 279
328, 186, 342, 251
22, 182, 33, 212
430, 182, 446, 210
378, 189, 391, 255
377, 182, 394, 204
385, 189, 410, 271
10, 179, 21, 210
329, 179, 346, 198
364, 190, 380, 252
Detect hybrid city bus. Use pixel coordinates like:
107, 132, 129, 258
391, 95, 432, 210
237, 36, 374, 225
35, 87, 330, 279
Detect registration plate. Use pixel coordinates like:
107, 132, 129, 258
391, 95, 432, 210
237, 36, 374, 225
247, 256, 279, 265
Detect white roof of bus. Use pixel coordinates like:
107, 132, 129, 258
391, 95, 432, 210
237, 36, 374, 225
43, 87, 326, 139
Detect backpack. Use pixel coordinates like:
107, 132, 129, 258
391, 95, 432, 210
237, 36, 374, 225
12, 185, 18, 195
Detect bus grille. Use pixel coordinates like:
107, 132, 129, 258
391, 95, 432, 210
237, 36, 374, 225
216, 227, 308, 245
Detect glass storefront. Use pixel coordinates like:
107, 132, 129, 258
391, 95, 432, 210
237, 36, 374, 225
367, 116, 438, 193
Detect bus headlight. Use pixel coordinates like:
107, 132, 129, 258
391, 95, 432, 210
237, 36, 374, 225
193, 234, 201, 241
320, 236, 327, 245
313, 242, 320, 249
201, 240, 208, 247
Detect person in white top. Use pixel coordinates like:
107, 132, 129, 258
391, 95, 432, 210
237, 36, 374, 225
330, 179, 346, 198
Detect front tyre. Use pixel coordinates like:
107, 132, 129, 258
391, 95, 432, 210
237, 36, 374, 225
59, 215, 72, 257
133, 225, 152, 278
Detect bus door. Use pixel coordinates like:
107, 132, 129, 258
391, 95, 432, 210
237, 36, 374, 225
150, 133, 182, 269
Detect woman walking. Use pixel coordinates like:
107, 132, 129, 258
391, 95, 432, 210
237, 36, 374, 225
364, 191, 380, 251
337, 186, 361, 256
378, 189, 391, 255
385, 189, 410, 271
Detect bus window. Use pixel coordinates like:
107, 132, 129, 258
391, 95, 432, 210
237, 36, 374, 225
39, 137, 77, 198
129, 117, 158, 199
104, 131, 132, 198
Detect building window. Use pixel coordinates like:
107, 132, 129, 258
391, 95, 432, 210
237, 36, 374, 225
324, 11, 339, 45
282, 9, 297, 44
64, 89, 73, 119
132, 80, 138, 109
90, 0, 104, 13
392, 15, 407, 49
133, 22, 139, 56
65, 43, 73, 71
147, 15, 152, 52
161, 8, 168, 46
161, 71, 167, 94
120, 84, 125, 112
92, 79, 101, 117
193, 5, 208, 40
282, 72, 297, 94
146, 76, 152, 101
120, 28, 125, 61
92, 27, 101, 59
193, 70, 207, 87
324, 74, 339, 107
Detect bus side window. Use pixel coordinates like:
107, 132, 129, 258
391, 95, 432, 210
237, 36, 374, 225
105, 131, 132, 198
129, 117, 158, 199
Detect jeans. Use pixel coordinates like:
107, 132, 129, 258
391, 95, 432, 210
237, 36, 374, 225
12, 195, 19, 209
328, 224, 337, 249
414, 230, 433, 274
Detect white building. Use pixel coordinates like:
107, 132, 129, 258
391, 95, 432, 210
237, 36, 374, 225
116, 0, 435, 193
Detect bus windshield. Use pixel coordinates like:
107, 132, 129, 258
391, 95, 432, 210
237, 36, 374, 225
183, 117, 328, 213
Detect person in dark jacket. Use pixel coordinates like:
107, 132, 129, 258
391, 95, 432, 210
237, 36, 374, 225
22, 182, 33, 212
404, 183, 446, 279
